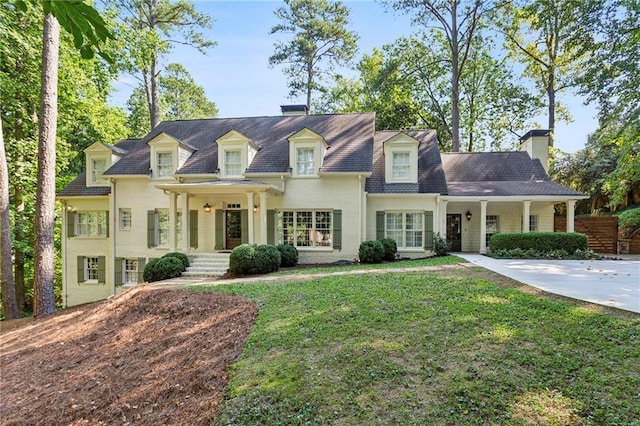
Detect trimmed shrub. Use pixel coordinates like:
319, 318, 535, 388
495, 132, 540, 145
277, 244, 299, 267
230, 244, 256, 275
162, 252, 189, 270
618, 207, 640, 238
433, 233, 451, 257
359, 240, 385, 264
254, 245, 281, 274
379, 238, 397, 261
143, 257, 184, 282
489, 232, 588, 254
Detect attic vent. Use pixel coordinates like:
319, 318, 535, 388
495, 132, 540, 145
281, 105, 309, 116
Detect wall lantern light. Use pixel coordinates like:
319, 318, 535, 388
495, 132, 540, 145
203, 203, 212, 213
466, 210, 472, 221
253, 205, 258, 213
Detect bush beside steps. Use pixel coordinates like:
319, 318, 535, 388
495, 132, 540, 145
143, 252, 189, 283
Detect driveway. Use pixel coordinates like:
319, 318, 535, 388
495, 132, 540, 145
457, 254, 640, 313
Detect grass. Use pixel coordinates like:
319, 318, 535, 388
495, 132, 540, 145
193, 267, 640, 425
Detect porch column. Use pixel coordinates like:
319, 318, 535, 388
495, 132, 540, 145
259, 192, 268, 244
181, 194, 189, 253
169, 192, 177, 251
479, 200, 488, 254
566, 199, 576, 233
246, 192, 255, 244
522, 200, 531, 233
439, 200, 448, 238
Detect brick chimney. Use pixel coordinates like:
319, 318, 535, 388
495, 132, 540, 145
281, 105, 309, 116
520, 129, 550, 173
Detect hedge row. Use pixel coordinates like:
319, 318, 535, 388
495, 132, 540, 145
489, 232, 588, 253
230, 244, 299, 275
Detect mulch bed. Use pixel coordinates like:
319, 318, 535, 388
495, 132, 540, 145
0, 286, 257, 425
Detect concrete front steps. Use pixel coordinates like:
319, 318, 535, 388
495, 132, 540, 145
183, 253, 230, 277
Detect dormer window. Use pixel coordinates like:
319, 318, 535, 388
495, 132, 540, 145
288, 128, 327, 177
216, 130, 258, 179
156, 151, 174, 177
296, 147, 315, 175
84, 141, 123, 187
224, 149, 242, 176
91, 157, 107, 184
384, 133, 419, 184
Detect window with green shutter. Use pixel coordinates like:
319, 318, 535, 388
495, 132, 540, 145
215, 209, 224, 250
147, 210, 157, 248
333, 210, 342, 250
189, 210, 198, 248
424, 211, 434, 250
267, 210, 276, 245
115, 257, 123, 286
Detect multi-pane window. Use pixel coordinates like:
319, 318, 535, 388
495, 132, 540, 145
277, 210, 332, 247
296, 148, 315, 175
120, 208, 131, 230
225, 150, 242, 176
91, 158, 107, 184
156, 152, 174, 177
124, 259, 138, 284
157, 210, 169, 246
392, 152, 410, 179
385, 212, 423, 248
486, 215, 499, 246
85, 257, 99, 281
76, 211, 107, 237
529, 215, 538, 231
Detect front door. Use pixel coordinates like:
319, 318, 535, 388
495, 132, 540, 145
225, 210, 242, 249
446, 214, 462, 252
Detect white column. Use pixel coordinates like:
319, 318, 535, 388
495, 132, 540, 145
259, 192, 268, 244
246, 192, 255, 244
181, 194, 189, 253
439, 200, 448, 238
169, 192, 177, 251
522, 200, 531, 233
566, 200, 576, 233
479, 201, 488, 254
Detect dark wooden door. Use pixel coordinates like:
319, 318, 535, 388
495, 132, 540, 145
447, 214, 462, 252
225, 210, 242, 249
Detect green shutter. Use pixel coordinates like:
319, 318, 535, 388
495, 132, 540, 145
67, 211, 75, 238
424, 211, 434, 250
137, 258, 146, 283
189, 210, 198, 248
267, 210, 276, 245
333, 209, 342, 250
97, 256, 106, 283
147, 210, 156, 248
240, 210, 249, 244
77, 256, 85, 283
105, 211, 109, 237
376, 211, 385, 240
215, 209, 224, 250
114, 257, 123, 286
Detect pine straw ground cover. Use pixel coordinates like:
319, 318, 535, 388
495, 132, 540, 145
0, 287, 257, 425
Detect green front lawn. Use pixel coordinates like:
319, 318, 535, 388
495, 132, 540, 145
194, 268, 639, 425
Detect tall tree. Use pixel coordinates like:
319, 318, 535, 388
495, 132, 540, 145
269, 0, 358, 111
111, 0, 214, 130
126, 63, 218, 137
497, 0, 601, 148
386, 0, 495, 151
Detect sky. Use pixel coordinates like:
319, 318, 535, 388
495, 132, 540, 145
110, 0, 598, 154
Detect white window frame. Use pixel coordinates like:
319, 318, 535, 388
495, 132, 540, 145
119, 208, 132, 231
391, 152, 411, 179
156, 209, 170, 247
85, 256, 99, 282
296, 147, 315, 176
277, 210, 333, 248
91, 157, 108, 185
486, 215, 499, 246
156, 151, 174, 178
123, 258, 139, 285
529, 215, 538, 232
76, 211, 107, 238
385, 211, 424, 249
224, 149, 242, 177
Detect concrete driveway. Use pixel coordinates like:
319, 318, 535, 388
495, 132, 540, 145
457, 254, 640, 313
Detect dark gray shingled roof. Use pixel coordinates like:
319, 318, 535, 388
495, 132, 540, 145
57, 171, 111, 197
103, 113, 376, 176
441, 152, 585, 197
366, 130, 448, 194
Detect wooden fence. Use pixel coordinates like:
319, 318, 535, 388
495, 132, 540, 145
554, 216, 618, 254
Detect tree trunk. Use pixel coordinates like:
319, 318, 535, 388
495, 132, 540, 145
33, 13, 60, 319
148, 0, 161, 129
450, 3, 460, 152
547, 72, 555, 148
0, 120, 19, 320
13, 117, 26, 313
306, 59, 313, 113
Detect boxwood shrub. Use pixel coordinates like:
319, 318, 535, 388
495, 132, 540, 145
379, 238, 397, 261
489, 232, 588, 254
254, 245, 281, 274
359, 240, 385, 264
162, 252, 189, 270
143, 257, 184, 282
277, 244, 299, 267
230, 244, 282, 275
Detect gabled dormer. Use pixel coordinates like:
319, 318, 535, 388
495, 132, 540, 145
84, 142, 124, 187
383, 133, 420, 184
287, 128, 328, 177
148, 133, 195, 179
216, 130, 259, 179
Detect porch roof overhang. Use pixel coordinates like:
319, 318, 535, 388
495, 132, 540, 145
441, 194, 589, 203
441, 180, 589, 202
155, 179, 284, 195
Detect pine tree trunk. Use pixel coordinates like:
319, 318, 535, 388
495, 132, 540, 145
33, 13, 60, 319
13, 117, 26, 313
450, 3, 460, 152
0, 120, 19, 320
148, 0, 161, 129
